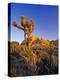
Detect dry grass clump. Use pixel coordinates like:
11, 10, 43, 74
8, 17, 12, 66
18, 45, 38, 65
9, 42, 38, 65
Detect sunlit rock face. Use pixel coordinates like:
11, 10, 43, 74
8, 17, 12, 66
21, 36, 58, 49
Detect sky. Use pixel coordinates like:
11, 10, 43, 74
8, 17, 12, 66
8, 3, 58, 43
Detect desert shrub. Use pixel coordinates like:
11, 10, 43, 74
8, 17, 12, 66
18, 45, 38, 65
9, 41, 58, 76
9, 42, 38, 65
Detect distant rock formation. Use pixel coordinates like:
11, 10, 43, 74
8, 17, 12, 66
21, 36, 58, 49
50, 40, 58, 48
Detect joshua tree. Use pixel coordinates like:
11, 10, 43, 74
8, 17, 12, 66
12, 16, 34, 47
